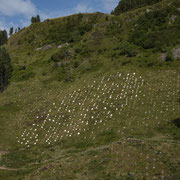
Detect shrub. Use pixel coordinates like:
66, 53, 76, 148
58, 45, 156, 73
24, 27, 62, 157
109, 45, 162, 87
165, 52, 173, 62
51, 47, 72, 62
112, 0, 162, 15
74, 61, 79, 68
129, 8, 180, 50
119, 41, 138, 57
0, 47, 12, 91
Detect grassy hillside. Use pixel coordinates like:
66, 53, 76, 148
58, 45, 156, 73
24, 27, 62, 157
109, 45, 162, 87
112, 0, 162, 15
0, 0, 180, 179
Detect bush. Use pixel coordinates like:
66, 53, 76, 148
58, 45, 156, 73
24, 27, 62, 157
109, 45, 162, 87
12, 70, 35, 82
165, 52, 173, 62
51, 47, 72, 62
129, 8, 180, 50
0, 47, 12, 91
73, 61, 79, 68
119, 42, 138, 57
112, 0, 162, 15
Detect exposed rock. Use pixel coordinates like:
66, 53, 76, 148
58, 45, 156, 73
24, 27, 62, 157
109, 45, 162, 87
169, 15, 177, 24
160, 52, 167, 61
146, 8, 152, 13
101, 146, 109, 151
57, 43, 69, 49
57, 45, 62, 49
173, 46, 180, 60
57, 60, 70, 67
35, 47, 42, 51
43, 45, 53, 50
35, 45, 54, 51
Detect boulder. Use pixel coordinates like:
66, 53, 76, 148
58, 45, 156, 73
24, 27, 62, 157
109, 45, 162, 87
35, 47, 42, 51
43, 45, 53, 50
35, 45, 53, 51
173, 46, 180, 60
160, 52, 167, 61
169, 15, 176, 24
57, 45, 62, 49
57, 43, 69, 49
146, 8, 152, 13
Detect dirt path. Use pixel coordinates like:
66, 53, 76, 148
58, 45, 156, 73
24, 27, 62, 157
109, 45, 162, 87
0, 166, 18, 171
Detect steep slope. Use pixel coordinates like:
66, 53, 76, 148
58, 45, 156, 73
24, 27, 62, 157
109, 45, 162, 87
112, 0, 162, 15
0, 0, 180, 179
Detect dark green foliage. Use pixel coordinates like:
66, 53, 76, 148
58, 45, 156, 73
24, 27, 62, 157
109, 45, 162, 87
12, 69, 34, 82
31, 15, 41, 24
130, 7, 180, 50
51, 47, 72, 62
110, 42, 138, 59
165, 52, 173, 62
173, 118, 180, 128
119, 41, 138, 57
9, 27, 13, 36
0, 47, 12, 92
113, 0, 162, 15
0, 30, 8, 46
45, 15, 98, 44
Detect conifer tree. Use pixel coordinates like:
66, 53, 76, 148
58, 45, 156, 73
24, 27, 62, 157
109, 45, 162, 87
31, 15, 41, 24
9, 27, 13, 36
0, 47, 12, 92
0, 30, 8, 46
36, 15, 41, 22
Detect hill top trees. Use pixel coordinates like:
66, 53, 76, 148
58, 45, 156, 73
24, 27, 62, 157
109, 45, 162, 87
0, 30, 8, 46
31, 15, 41, 24
0, 47, 12, 92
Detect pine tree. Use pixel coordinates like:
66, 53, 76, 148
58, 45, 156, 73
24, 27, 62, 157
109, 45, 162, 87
36, 15, 41, 22
9, 27, 13, 36
0, 47, 12, 92
31, 16, 35, 24
0, 30, 8, 46
31, 15, 41, 24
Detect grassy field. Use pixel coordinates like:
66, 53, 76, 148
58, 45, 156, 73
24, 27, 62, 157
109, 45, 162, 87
0, 0, 180, 179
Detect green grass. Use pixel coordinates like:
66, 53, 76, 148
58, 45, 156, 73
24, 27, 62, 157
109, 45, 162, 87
0, 0, 180, 179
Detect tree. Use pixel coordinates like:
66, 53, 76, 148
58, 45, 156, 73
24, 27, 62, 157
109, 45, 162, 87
0, 47, 12, 92
36, 15, 41, 22
31, 15, 41, 24
18, 27, 21, 32
31, 16, 35, 24
9, 27, 13, 36
0, 30, 8, 46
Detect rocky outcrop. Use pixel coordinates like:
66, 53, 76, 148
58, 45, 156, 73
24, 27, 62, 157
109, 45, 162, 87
35, 45, 53, 51
36, 43, 69, 51
169, 15, 176, 24
160, 52, 167, 61
57, 43, 69, 49
173, 46, 180, 60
